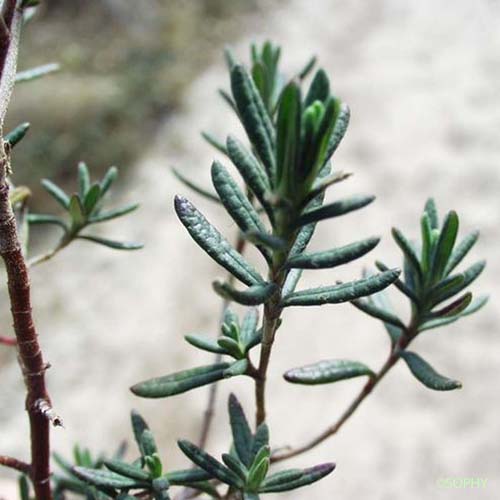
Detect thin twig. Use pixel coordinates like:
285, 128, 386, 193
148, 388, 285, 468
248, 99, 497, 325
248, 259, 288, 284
28, 237, 69, 267
0, 454, 31, 475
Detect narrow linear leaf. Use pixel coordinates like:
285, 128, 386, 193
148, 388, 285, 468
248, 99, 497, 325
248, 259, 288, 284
41, 179, 70, 209
73, 467, 147, 489
84, 184, 102, 215
260, 463, 336, 493
282, 269, 400, 307
228, 393, 253, 466
165, 468, 212, 485
431, 210, 459, 279
240, 308, 259, 346
69, 195, 85, 228
223, 359, 249, 378
5, 122, 30, 148
213, 281, 278, 306
88, 203, 140, 223
297, 195, 375, 227
211, 161, 269, 261
375, 260, 419, 303
392, 228, 422, 282
230, 65, 276, 180
221, 453, 247, 481
431, 292, 472, 318
424, 198, 439, 229
286, 237, 380, 270
303, 171, 352, 206
401, 351, 462, 391
298, 55, 317, 80
100, 166, 118, 197
247, 456, 269, 492
324, 103, 350, 161
131, 363, 230, 398
284, 359, 374, 385
351, 298, 405, 329
78, 162, 90, 199
177, 440, 243, 488
250, 423, 269, 464
282, 268, 303, 297
305, 69, 329, 106
185, 334, 227, 354
174, 196, 263, 286
226, 135, 273, 220
27, 213, 67, 230
15, 62, 59, 83
171, 167, 220, 204
104, 460, 150, 481
77, 235, 143, 250
201, 131, 228, 156
131, 409, 149, 456
245, 230, 286, 251
444, 231, 480, 275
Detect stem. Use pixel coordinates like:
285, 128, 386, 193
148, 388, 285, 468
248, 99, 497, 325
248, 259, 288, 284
272, 327, 416, 463
0, 455, 31, 475
28, 237, 69, 267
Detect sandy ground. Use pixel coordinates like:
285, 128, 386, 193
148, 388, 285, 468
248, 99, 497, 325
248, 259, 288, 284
1, 0, 499, 498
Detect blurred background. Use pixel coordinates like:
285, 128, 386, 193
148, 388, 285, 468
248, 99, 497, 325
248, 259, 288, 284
1, 0, 499, 498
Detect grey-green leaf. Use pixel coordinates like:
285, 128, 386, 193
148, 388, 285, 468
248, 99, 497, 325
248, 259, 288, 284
351, 298, 405, 329
73, 466, 147, 489
171, 167, 220, 204
213, 281, 278, 306
296, 195, 375, 227
83, 184, 101, 215
282, 269, 400, 307
259, 463, 336, 493
88, 203, 140, 223
177, 440, 243, 488
41, 179, 70, 209
228, 393, 253, 467
400, 351, 462, 391
104, 460, 150, 481
223, 359, 249, 378
444, 231, 480, 276
5, 122, 30, 148
185, 334, 227, 354
201, 131, 228, 156
284, 359, 374, 385
165, 468, 212, 485
286, 237, 380, 270
130, 363, 230, 398
431, 210, 459, 279
174, 195, 263, 286
77, 235, 143, 250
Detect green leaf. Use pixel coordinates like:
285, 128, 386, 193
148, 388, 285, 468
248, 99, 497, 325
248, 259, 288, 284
391, 228, 422, 282
104, 460, 150, 481
18, 475, 30, 500
374, 260, 419, 303
78, 162, 91, 199
5, 122, 30, 148
221, 453, 248, 482
27, 213, 68, 230
201, 131, 228, 156
276, 81, 301, 197
435, 261, 485, 305
228, 393, 253, 466
83, 184, 102, 215
298, 55, 317, 80
185, 334, 227, 354
420, 213, 432, 274
431, 292, 472, 318
131, 409, 149, 455
444, 231, 480, 275
351, 298, 405, 329
41, 179, 70, 209
171, 167, 220, 204
175, 195, 263, 286
431, 211, 459, 279
15, 62, 60, 83
230, 65, 275, 180
324, 103, 350, 160
244, 231, 286, 252
247, 455, 269, 492
165, 468, 212, 485
217, 337, 241, 359
211, 161, 269, 260
282, 269, 400, 307
240, 308, 259, 347
131, 363, 230, 398
88, 203, 140, 223
223, 359, 249, 378
141, 429, 158, 456
424, 198, 439, 229
305, 69, 330, 106
73, 466, 148, 489
302, 171, 352, 206
284, 359, 374, 385
296, 195, 375, 227
282, 269, 303, 297
77, 235, 143, 250
177, 440, 244, 488
69, 195, 86, 229
286, 237, 380, 270
213, 281, 278, 306
400, 351, 462, 391
226, 135, 273, 220
100, 166, 118, 197
250, 424, 269, 464
218, 88, 237, 113
259, 463, 336, 493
